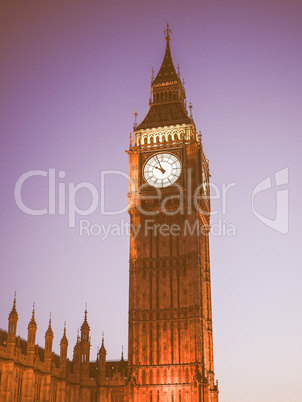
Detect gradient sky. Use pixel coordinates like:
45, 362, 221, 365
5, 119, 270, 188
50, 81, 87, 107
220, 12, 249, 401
1, 1, 302, 401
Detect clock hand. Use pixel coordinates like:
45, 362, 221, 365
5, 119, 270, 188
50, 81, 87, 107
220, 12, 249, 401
155, 156, 165, 173
154, 166, 166, 174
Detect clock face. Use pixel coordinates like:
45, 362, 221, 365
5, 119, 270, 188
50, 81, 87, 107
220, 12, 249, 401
143, 153, 181, 188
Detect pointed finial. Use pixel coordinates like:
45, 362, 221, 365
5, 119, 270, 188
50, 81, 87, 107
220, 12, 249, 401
121, 345, 124, 360
29, 302, 37, 326
134, 109, 138, 128
177, 63, 180, 78
164, 23, 172, 43
151, 67, 154, 82
189, 102, 193, 119
84, 304, 87, 320
46, 312, 53, 336
12, 292, 17, 310
9, 291, 18, 318
64, 321, 66, 336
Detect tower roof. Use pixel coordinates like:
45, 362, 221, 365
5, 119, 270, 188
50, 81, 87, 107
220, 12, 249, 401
81, 307, 90, 332
136, 24, 191, 131
152, 24, 179, 85
100, 332, 106, 353
9, 292, 18, 320
60, 322, 68, 345
45, 313, 53, 337
28, 303, 37, 328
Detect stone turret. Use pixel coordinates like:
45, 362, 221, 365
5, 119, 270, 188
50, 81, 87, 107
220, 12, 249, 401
98, 333, 107, 384
44, 314, 53, 366
80, 307, 91, 377
27, 303, 37, 358
7, 293, 18, 356
60, 322, 68, 362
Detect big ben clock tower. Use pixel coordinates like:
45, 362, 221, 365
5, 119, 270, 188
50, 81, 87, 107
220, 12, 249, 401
126, 25, 219, 402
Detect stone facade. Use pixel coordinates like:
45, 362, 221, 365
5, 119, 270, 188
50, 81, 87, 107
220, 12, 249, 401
0, 305, 127, 401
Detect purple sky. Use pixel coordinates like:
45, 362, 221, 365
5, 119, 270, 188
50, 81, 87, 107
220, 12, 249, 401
1, 1, 302, 401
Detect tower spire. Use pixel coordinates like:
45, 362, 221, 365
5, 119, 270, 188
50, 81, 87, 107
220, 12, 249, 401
80, 305, 90, 341
9, 292, 18, 319
164, 22, 172, 43
152, 24, 179, 86
30, 302, 36, 325
27, 302, 37, 355
136, 24, 190, 131
7, 292, 18, 353
46, 312, 53, 335
133, 109, 138, 129
61, 321, 67, 341
45, 312, 54, 361
60, 321, 68, 363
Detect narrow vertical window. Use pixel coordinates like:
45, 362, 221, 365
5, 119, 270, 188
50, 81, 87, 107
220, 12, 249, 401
177, 271, 180, 307
171, 322, 174, 364
156, 271, 159, 310
170, 272, 173, 308
156, 322, 160, 364
149, 327, 153, 364
178, 324, 181, 363
149, 272, 153, 309
149, 226, 153, 258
